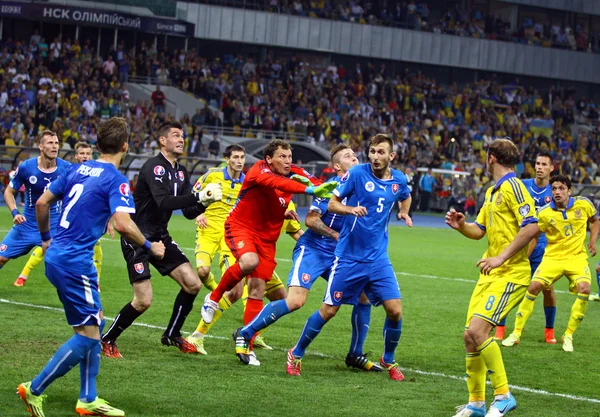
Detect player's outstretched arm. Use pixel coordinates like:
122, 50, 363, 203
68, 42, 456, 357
328, 195, 367, 217
5, 185, 26, 225
445, 208, 485, 240
112, 212, 166, 259
305, 210, 339, 240
36, 189, 59, 253
588, 216, 599, 257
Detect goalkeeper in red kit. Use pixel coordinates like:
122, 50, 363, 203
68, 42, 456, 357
200, 140, 337, 346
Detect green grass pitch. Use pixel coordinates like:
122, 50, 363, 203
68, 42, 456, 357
1, 208, 599, 417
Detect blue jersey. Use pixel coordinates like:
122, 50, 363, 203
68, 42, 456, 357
522, 178, 552, 263
9, 157, 70, 230
333, 164, 410, 262
298, 176, 347, 254
45, 161, 135, 273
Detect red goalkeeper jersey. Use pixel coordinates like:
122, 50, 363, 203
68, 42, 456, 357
226, 161, 321, 243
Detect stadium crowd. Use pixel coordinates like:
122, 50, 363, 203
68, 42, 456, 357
200, 0, 600, 53
0, 33, 599, 195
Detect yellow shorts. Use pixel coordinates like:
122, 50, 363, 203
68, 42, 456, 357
465, 280, 527, 329
533, 258, 591, 294
195, 229, 231, 269
242, 271, 285, 297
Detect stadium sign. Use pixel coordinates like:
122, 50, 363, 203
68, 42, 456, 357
0, 2, 194, 37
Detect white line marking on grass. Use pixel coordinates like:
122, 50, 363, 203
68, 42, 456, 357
2, 297, 599, 404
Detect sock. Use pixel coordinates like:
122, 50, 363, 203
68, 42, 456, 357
164, 290, 197, 339
477, 337, 508, 396
292, 310, 327, 358
382, 318, 402, 364
93, 244, 103, 279
195, 296, 232, 335
244, 297, 263, 326
31, 333, 97, 395
565, 294, 589, 336
200, 272, 217, 291
544, 306, 556, 329
466, 352, 487, 402
513, 291, 537, 337
242, 281, 249, 312
79, 320, 103, 403
349, 303, 371, 356
20, 246, 44, 279
102, 303, 143, 342
210, 263, 245, 303
498, 317, 507, 327
596, 267, 600, 295
241, 299, 290, 339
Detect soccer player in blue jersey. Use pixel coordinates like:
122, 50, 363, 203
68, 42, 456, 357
233, 144, 382, 371
1, 131, 69, 275
286, 134, 412, 381
498, 152, 558, 345
590, 263, 600, 301
17, 117, 166, 417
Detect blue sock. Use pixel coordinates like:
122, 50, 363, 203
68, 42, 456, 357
241, 300, 290, 339
544, 306, 556, 329
349, 303, 371, 356
596, 267, 600, 295
292, 310, 327, 358
382, 318, 402, 364
31, 333, 97, 395
498, 317, 507, 326
79, 320, 104, 403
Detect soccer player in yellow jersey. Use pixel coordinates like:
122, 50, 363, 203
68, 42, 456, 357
502, 175, 598, 352
446, 139, 540, 417
13, 142, 104, 287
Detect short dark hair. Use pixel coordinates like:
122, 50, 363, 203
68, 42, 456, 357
369, 134, 394, 152
75, 142, 91, 151
536, 151, 553, 163
224, 144, 245, 158
264, 139, 291, 159
39, 130, 57, 143
97, 117, 129, 155
488, 138, 519, 168
330, 144, 351, 164
550, 174, 571, 189
157, 121, 183, 140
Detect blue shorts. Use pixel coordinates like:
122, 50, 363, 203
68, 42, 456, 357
530, 260, 541, 279
287, 244, 335, 289
0, 226, 41, 259
45, 261, 102, 327
323, 257, 401, 307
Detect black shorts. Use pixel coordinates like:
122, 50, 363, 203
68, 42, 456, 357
121, 235, 189, 284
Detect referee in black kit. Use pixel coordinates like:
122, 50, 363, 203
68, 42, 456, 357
102, 121, 222, 356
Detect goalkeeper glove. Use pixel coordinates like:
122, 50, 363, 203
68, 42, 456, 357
290, 174, 313, 187
195, 183, 223, 207
305, 181, 338, 199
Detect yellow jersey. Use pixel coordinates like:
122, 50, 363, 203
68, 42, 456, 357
282, 201, 302, 235
192, 167, 244, 234
538, 196, 597, 261
475, 173, 537, 285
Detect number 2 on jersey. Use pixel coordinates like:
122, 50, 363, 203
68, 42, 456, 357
564, 223, 574, 237
60, 184, 84, 229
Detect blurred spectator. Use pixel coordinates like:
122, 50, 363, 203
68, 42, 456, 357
419, 168, 435, 211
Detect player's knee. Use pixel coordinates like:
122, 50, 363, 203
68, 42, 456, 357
197, 266, 210, 279
0, 256, 8, 267
528, 281, 544, 295
386, 308, 402, 321
287, 294, 307, 311
318, 304, 338, 321
132, 297, 152, 312
185, 279, 202, 295
577, 283, 590, 295
239, 253, 259, 274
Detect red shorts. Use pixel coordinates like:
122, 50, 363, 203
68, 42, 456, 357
224, 222, 277, 282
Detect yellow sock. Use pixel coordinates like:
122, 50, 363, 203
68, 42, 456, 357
196, 296, 233, 334
242, 281, 248, 311
565, 294, 589, 336
478, 337, 509, 396
466, 352, 487, 402
200, 272, 218, 291
19, 246, 44, 279
93, 244, 103, 279
513, 291, 537, 337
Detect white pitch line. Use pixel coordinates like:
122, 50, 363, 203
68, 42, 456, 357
1, 297, 599, 405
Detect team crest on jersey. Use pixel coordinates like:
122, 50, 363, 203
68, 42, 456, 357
545, 196, 552, 204
237, 240, 245, 249
279, 197, 286, 207
177, 171, 184, 181
153, 165, 165, 176
334, 291, 343, 302
341, 172, 349, 182
261, 168, 271, 174
392, 184, 399, 194
119, 183, 130, 197
365, 181, 375, 192
29, 176, 37, 184
495, 192, 503, 206
134, 263, 144, 273
519, 204, 531, 216
302, 273, 311, 284
0, 244, 7, 252
574, 209, 582, 219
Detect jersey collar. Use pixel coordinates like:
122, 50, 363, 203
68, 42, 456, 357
493, 172, 516, 192
159, 151, 179, 169
222, 166, 244, 186
550, 197, 574, 211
